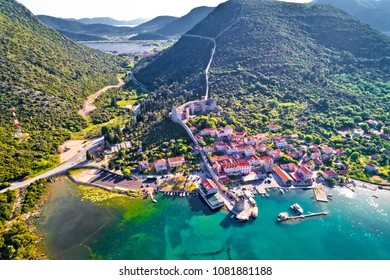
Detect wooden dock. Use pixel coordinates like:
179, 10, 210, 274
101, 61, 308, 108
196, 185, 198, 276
313, 187, 328, 202
278, 212, 328, 222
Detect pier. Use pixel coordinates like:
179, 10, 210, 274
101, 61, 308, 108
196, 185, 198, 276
313, 187, 328, 202
278, 212, 328, 222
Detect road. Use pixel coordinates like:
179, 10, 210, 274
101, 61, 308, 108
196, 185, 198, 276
130, 71, 150, 94
79, 77, 124, 118
1, 136, 104, 193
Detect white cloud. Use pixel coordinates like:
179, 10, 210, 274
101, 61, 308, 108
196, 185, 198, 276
16, 0, 226, 19
278, 0, 314, 3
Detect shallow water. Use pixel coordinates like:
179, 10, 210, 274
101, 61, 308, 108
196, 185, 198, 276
36, 180, 390, 260
80, 42, 152, 54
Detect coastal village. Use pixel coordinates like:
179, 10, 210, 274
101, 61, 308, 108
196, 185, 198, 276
139, 124, 355, 221
75, 98, 385, 223
67, 92, 386, 221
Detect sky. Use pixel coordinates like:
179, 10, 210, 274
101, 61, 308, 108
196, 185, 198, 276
16, 0, 227, 19
16, 0, 313, 20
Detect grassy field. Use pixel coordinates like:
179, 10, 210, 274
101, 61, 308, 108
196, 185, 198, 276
71, 115, 129, 140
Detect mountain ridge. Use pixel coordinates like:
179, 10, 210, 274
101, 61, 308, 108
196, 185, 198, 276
72, 17, 148, 26
317, 0, 390, 33
37, 15, 137, 40
134, 0, 390, 162
156, 6, 214, 36
36, 7, 217, 41
0, 0, 121, 181
135, 16, 178, 33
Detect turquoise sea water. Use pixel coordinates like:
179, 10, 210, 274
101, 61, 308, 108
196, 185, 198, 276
36, 180, 390, 260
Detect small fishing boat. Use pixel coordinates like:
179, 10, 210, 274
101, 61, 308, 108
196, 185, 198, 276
290, 203, 304, 215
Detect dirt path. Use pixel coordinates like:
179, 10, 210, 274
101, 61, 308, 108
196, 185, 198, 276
78, 77, 125, 118
58, 140, 85, 163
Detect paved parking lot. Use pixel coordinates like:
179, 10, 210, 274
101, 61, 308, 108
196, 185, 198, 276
90, 170, 156, 190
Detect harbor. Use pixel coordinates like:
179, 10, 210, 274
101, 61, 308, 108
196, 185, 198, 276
35, 178, 390, 260
313, 186, 328, 202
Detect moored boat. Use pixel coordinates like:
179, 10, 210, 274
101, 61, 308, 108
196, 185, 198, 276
252, 207, 258, 218
290, 203, 304, 215
236, 214, 250, 222
277, 212, 289, 222
249, 197, 257, 206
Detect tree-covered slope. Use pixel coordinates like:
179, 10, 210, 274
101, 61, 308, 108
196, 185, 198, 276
75, 17, 148, 26
157, 6, 214, 36
317, 0, 390, 33
37, 15, 180, 41
37, 15, 136, 38
0, 0, 121, 181
134, 0, 390, 164
135, 16, 178, 33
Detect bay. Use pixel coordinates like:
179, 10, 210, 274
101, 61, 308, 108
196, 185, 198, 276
36, 179, 390, 260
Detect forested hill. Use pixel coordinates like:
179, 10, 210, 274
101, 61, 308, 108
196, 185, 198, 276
317, 0, 390, 34
135, 0, 390, 134
0, 0, 121, 182
135, 16, 178, 33
74, 17, 148, 26
156, 6, 214, 36
37, 15, 137, 40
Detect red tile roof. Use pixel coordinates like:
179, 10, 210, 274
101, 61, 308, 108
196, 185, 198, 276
281, 163, 297, 171
272, 165, 293, 183
325, 170, 338, 177
321, 146, 333, 154
237, 159, 250, 167
219, 176, 230, 183
260, 156, 274, 162
201, 178, 218, 191
210, 155, 230, 163
248, 155, 260, 161
168, 156, 185, 164
202, 128, 217, 132
298, 165, 312, 175
268, 124, 279, 129
154, 159, 166, 165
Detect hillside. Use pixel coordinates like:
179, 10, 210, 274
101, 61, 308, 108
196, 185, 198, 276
0, 0, 121, 181
135, 16, 178, 33
74, 17, 148, 26
134, 0, 390, 174
317, 0, 390, 33
157, 6, 214, 36
57, 30, 107, 41
37, 15, 137, 39
37, 15, 179, 41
